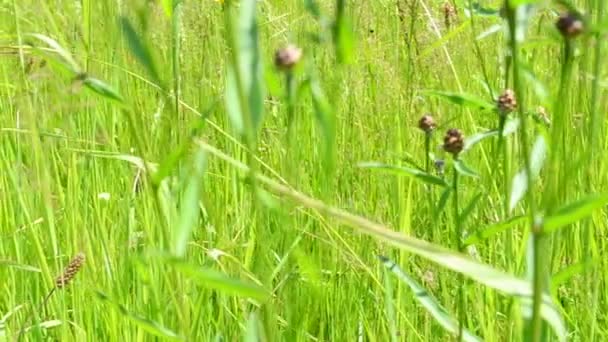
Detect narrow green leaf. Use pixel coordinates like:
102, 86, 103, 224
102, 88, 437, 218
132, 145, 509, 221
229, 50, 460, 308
380, 256, 482, 342
464, 215, 526, 246
225, 65, 244, 134
424, 90, 495, 111
119, 16, 163, 88
174, 148, 207, 257
0, 260, 41, 272
358, 162, 448, 187
28, 34, 81, 73
304, 0, 321, 19
83, 77, 124, 102
509, 170, 527, 212
463, 130, 499, 153
310, 77, 336, 174
333, 0, 354, 64
167, 259, 269, 301
383, 260, 398, 342
434, 187, 452, 220
95, 291, 183, 340
544, 194, 608, 233
237, 0, 265, 132
154, 101, 216, 184
552, 259, 598, 296
459, 192, 482, 223
509, 134, 546, 212
529, 135, 547, 179
476, 24, 503, 40
454, 159, 479, 178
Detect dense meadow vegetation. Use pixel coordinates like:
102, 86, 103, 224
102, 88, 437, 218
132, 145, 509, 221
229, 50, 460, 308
1, 0, 607, 340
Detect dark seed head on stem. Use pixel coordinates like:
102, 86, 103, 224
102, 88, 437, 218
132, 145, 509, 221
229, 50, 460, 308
497, 89, 517, 115
555, 12, 584, 39
418, 114, 436, 133
443, 128, 464, 157
274, 44, 302, 71
55, 252, 85, 289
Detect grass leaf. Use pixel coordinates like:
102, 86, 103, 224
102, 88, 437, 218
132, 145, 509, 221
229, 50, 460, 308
544, 194, 608, 233
83, 77, 124, 102
237, 0, 265, 132
95, 291, 183, 340
424, 90, 495, 111
454, 159, 480, 178
463, 130, 499, 153
173, 147, 207, 257
119, 16, 164, 88
380, 256, 483, 342
310, 77, 336, 175
165, 258, 269, 301
464, 215, 526, 246
358, 162, 448, 187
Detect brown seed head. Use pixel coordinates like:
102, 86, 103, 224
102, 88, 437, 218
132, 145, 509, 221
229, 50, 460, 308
443, 128, 464, 156
442, 2, 457, 28
418, 114, 436, 133
55, 252, 85, 289
274, 44, 302, 71
497, 89, 517, 115
556, 12, 584, 39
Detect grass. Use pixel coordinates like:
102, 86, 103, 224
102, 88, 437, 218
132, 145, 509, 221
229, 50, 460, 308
1, 0, 607, 341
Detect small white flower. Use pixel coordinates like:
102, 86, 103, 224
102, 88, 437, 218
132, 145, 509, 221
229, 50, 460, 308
207, 248, 225, 261
97, 192, 111, 201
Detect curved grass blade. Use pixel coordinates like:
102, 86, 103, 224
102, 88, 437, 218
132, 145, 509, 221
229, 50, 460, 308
464, 215, 526, 246
423, 90, 495, 111
162, 257, 269, 302
173, 147, 207, 257
544, 194, 608, 233
310, 77, 336, 175
95, 291, 183, 340
236, 0, 265, 133
454, 159, 479, 178
119, 16, 164, 89
509, 134, 546, 212
551, 258, 598, 295
27, 33, 81, 73
379, 256, 482, 342
358, 162, 448, 187
83, 77, 124, 102
0, 260, 41, 273
434, 187, 452, 220
462, 130, 499, 153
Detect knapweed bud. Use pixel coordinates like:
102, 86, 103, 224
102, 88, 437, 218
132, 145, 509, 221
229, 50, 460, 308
274, 44, 302, 71
497, 89, 517, 115
443, 128, 464, 156
418, 114, 436, 133
556, 12, 584, 39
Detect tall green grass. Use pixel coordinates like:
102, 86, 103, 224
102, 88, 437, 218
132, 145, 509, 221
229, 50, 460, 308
1, 0, 607, 341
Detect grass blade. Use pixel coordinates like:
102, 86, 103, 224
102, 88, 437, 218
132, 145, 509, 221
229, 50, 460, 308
423, 90, 495, 111
464, 215, 526, 246
83, 77, 124, 102
164, 258, 269, 301
173, 147, 207, 257
379, 256, 482, 342
95, 291, 183, 340
544, 194, 608, 233
119, 16, 164, 88
358, 162, 448, 187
